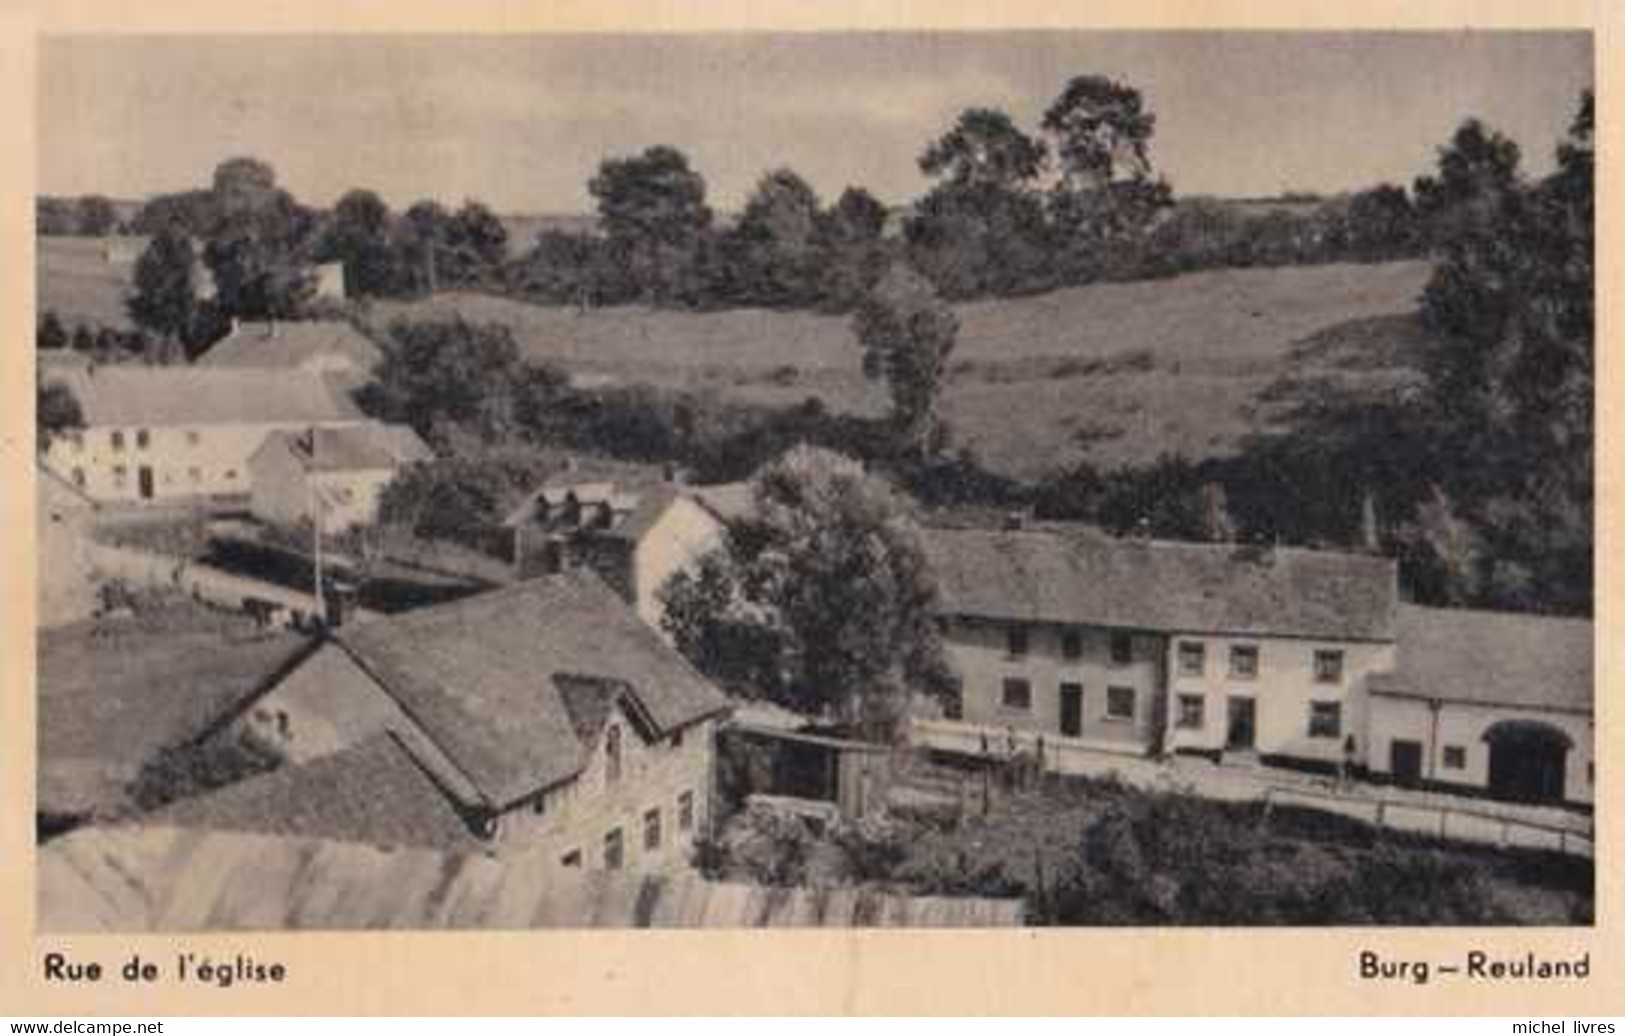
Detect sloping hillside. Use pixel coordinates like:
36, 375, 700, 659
37, 235, 142, 331
376, 260, 1434, 477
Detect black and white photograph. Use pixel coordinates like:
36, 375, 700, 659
31, 29, 1595, 933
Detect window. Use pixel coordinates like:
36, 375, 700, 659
1001, 678, 1032, 711
1177, 641, 1206, 677
1109, 631, 1134, 666
1005, 625, 1029, 658
605, 724, 623, 784
560, 849, 582, 868
110, 430, 125, 451
1176, 694, 1205, 730
135, 428, 150, 449
678, 791, 695, 832
1061, 629, 1084, 661
112, 465, 128, 488
1314, 649, 1345, 684
943, 676, 964, 721
603, 828, 624, 870
1307, 701, 1341, 739
532, 793, 547, 816
1106, 686, 1136, 721
643, 807, 662, 851
1442, 745, 1467, 770
187, 466, 202, 485
671, 728, 685, 749
1229, 644, 1260, 679
185, 430, 201, 447
223, 469, 238, 481
71, 467, 85, 488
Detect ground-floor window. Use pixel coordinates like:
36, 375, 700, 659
603, 828, 624, 870
1176, 694, 1205, 729
560, 848, 581, 868
678, 790, 695, 832
1001, 677, 1032, 711
643, 807, 662, 851
1442, 745, 1467, 770
1106, 686, 1136, 721
1307, 701, 1342, 738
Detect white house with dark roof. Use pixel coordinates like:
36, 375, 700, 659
248, 423, 432, 532
39, 365, 367, 504
1366, 605, 1593, 806
916, 523, 1593, 808
193, 568, 733, 868
918, 524, 1399, 770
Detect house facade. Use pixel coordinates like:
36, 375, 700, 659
1365, 605, 1593, 806
39, 365, 366, 504
200, 569, 732, 869
917, 525, 1400, 769
505, 477, 729, 631
248, 423, 432, 532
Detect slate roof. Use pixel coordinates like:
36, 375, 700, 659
1369, 604, 1592, 714
500, 477, 688, 545
920, 525, 1398, 642
46, 365, 363, 428
255, 423, 432, 474
197, 320, 383, 374
158, 733, 483, 853
332, 568, 732, 806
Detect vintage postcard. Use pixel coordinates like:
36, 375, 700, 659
2, 0, 1619, 1016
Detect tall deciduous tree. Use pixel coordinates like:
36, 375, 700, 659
589, 145, 713, 304
127, 228, 199, 350
201, 157, 316, 320
660, 446, 950, 739
852, 263, 960, 456
319, 189, 400, 298
723, 168, 825, 307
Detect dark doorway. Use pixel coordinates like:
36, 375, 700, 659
1226, 697, 1256, 750
1485, 721, 1571, 804
137, 465, 155, 500
1059, 683, 1083, 738
1389, 739, 1424, 786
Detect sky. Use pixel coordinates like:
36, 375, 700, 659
38, 32, 1593, 214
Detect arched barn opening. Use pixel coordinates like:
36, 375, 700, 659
1483, 720, 1572, 804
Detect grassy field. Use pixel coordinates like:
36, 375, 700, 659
374, 260, 1433, 477
37, 235, 141, 331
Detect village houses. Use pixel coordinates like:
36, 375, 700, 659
40, 364, 370, 504
248, 423, 432, 533
915, 523, 1592, 808
167, 568, 733, 869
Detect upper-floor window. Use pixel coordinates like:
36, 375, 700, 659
643, 807, 662, 851
1001, 677, 1032, 711
678, 790, 695, 832
671, 728, 685, 750
1005, 625, 1029, 659
110, 430, 125, 452
603, 828, 624, 870
135, 428, 150, 449
605, 724, 623, 784
1106, 686, 1136, 721
1229, 644, 1260, 680
1109, 631, 1134, 667
1307, 701, 1341, 739
185, 429, 201, 447
1177, 641, 1206, 677
1061, 629, 1084, 661
1442, 745, 1467, 770
532, 792, 547, 816
1313, 649, 1345, 684
561, 848, 582, 868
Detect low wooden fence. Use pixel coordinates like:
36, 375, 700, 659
1261, 785, 1595, 859
39, 825, 1025, 932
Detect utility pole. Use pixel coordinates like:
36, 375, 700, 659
308, 426, 326, 626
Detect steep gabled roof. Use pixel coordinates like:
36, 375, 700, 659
198, 320, 383, 374
920, 525, 1398, 642
157, 733, 484, 853
331, 568, 731, 806
1369, 604, 1592, 713
46, 365, 363, 427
